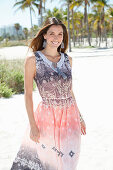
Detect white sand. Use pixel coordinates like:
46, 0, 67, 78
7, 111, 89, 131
0, 46, 29, 60
0, 46, 113, 170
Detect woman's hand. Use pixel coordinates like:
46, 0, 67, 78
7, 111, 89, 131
30, 124, 40, 143
80, 120, 86, 135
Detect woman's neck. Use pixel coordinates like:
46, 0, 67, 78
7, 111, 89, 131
42, 46, 60, 57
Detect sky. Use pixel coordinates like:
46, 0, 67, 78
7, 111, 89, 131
0, 0, 61, 29
0, 0, 113, 29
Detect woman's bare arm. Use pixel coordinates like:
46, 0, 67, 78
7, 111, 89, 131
24, 55, 36, 128
24, 54, 40, 142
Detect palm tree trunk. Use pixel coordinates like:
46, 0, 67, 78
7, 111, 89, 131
72, 9, 75, 47
99, 30, 101, 47
82, 18, 85, 45
40, 0, 43, 26
85, 3, 91, 46
29, 6, 33, 28
84, 3, 87, 46
112, 24, 113, 46
96, 32, 98, 46
81, 19, 83, 45
102, 8, 107, 47
98, 17, 101, 47
104, 20, 107, 47
67, 0, 71, 52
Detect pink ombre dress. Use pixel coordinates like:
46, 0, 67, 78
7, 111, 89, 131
10, 51, 81, 170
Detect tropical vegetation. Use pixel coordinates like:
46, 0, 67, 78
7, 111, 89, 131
0, 60, 36, 98
0, 60, 24, 98
0, 0, 113, 50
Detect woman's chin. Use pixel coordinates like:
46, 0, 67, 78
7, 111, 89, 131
47, 43, 61, 49
50, 45, 59, 49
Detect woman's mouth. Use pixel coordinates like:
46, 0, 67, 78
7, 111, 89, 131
52, 41, 59, 45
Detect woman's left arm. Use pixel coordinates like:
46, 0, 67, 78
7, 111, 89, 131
69, 56, 86, 135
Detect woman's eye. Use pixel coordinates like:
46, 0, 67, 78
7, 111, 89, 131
50, 33, 63, 36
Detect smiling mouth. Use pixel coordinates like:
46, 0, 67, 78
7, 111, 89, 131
52, 41, 59, 45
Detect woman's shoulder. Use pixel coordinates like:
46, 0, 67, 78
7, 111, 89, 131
68, 56, 72, 67
25, 50, 36, 66
63, 52, 72, 67
24, 53, 36, 78
63, 52, 72, 59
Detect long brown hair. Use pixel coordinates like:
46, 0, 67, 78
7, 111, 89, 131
29, 17, 68, 53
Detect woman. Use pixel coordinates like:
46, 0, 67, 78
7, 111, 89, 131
10, 17, 86, 170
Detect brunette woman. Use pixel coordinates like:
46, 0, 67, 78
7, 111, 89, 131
10, 17, 86, 170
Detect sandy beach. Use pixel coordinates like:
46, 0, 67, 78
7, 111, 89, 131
0, 46, 113, 170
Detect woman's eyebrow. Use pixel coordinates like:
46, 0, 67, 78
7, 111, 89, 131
49, 31, 63, 33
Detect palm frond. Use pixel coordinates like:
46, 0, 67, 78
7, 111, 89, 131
13, 1, 25, 8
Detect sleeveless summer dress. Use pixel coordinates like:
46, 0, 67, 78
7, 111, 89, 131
10, 51, 81, 170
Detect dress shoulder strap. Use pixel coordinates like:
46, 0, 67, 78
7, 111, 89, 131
34, 51, 43, 62
64, 53, 70, 62
63, 52, 72, 69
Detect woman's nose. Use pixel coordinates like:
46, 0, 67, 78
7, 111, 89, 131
53, 35, 58, 40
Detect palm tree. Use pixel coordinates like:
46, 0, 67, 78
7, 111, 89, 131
23, 27, 29, 40
91, 4, 102, 46
107, 6, 113, 45
37, 0, 48, 26
70, 0, 82, 47
72, 8, 76, 47
56, 0, 71, 51
99, 0, 109, 47
67, 0, 71, 52
13, 0, 39, 28
72, 11, 85, 46
14, 23, 21, 40
70, 0, 91, 46
88, 13, 95, 45
44, 7, 63, 21
36, 0, 43, 26
39, 0, 43, 25
91, 0, 109, 47
29, 24, 39, 37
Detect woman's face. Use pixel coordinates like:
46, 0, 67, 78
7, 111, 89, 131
44, 25, 63, 48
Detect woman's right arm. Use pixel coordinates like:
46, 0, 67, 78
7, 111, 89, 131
24, 55, 40, 143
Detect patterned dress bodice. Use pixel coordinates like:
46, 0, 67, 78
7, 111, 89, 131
34, 51, 73, 106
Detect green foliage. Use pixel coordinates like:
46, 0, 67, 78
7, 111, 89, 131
23, 27, 29, 40
0, 59, 36, 98
14, 23, 21, 31
0, 36, 4, 41
29, 25, 39, 38
0, 60, 24, 98
7, 71, 24, 94
0, 40, 27, 48
0, 82, 13, 98
44, 7, 64, 23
